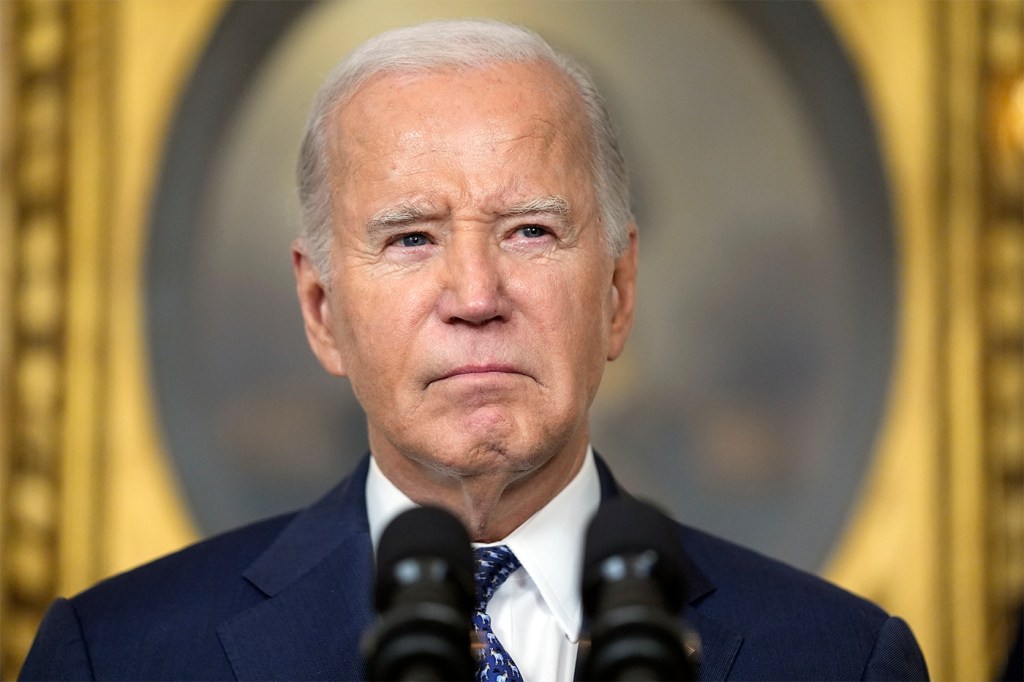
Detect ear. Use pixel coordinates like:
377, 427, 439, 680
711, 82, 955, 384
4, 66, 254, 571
292, 239, 347, 376
607, 224, 638, 362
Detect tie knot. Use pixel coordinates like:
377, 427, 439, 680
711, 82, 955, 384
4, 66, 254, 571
473, 545, 521, 605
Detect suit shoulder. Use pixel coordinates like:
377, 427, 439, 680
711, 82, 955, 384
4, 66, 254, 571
679, 523, 888, 625
677, 526, 928, 679
21, 514, 300, 681
72, 512, 295, 615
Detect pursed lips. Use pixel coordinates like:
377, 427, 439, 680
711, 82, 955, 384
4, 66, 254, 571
432, 363, 528, 383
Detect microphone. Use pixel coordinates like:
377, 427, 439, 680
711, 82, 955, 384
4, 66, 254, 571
579, 497, 697, 681
363, 506, 476, 681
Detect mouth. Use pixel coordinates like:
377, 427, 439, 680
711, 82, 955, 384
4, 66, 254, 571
435, 364, 525, 382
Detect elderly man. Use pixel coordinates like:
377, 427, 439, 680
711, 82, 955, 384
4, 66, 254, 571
21, 19, 927, 681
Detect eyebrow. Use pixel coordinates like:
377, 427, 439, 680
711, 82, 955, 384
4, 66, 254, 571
365, 202, 436, 238
367, 203, 429, 227
500, 195, 572, 222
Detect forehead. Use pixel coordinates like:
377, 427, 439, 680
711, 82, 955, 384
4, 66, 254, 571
330, 61, 591, 170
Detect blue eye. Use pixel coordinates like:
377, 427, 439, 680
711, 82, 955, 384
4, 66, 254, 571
400, 233, 429, 247
519, 225, 548, 238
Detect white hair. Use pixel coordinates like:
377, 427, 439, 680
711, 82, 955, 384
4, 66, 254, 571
297, 18, 633, 280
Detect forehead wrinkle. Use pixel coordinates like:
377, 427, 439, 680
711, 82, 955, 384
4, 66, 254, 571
493, 118, 563, 160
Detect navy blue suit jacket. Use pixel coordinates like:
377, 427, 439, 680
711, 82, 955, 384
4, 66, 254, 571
20, 456, 928, 680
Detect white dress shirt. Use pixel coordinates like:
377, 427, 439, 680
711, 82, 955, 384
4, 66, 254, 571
366, 448, 601, 682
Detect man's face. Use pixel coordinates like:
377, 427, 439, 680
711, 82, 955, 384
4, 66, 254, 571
295, 61, 636, 486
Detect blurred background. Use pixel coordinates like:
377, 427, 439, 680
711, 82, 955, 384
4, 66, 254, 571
1, 1, 1021, 679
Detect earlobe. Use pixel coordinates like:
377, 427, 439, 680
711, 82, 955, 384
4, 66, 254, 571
607, 225, 638, 362
292, 240, 347, 376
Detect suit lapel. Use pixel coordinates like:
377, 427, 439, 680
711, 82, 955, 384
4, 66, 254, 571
685, 608, 743, 682
219, 457, 375, 680
594, 453, 743, 680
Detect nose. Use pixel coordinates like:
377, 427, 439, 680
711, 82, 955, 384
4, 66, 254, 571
437, 232, 508, 325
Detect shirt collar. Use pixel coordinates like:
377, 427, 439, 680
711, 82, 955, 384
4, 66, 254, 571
365, 448, 601, 641
499, 448, 599, 641
366, 456, 417, 554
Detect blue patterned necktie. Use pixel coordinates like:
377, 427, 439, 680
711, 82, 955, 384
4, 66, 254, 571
472, 545, 524, 682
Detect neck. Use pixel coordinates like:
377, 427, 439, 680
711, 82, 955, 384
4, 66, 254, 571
373, 439, 588, 542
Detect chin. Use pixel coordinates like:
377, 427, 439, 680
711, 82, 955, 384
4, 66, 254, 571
415, 433, 554, 479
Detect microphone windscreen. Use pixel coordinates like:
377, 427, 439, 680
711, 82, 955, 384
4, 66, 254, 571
375, 506, 474, 610
582, 497, 686, 613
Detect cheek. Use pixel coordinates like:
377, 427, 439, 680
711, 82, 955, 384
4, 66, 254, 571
577, 270, 618, 370
540, 270, 613, 366
335, 276, 433, 373
566, 261, 614, 322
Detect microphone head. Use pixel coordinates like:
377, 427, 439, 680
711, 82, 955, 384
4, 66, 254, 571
582, 496, 687, 615
375, 505, 474, 613
367, 506, 476, 680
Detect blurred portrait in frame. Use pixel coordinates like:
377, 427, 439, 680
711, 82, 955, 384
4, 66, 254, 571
146, 0, 895, 573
